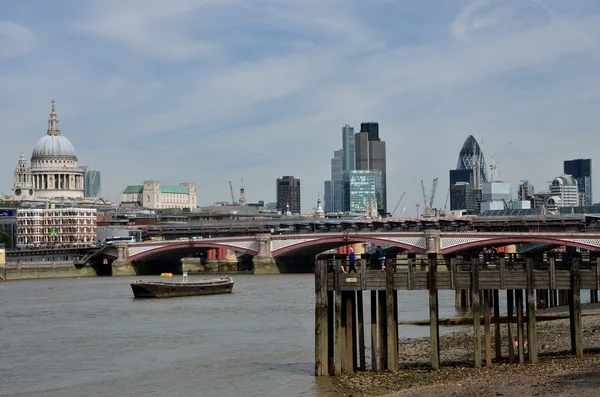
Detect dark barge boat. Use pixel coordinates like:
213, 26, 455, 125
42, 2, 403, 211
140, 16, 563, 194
130, 275, 234, 298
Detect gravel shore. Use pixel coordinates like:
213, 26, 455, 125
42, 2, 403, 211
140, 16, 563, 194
328, 306, 600, 397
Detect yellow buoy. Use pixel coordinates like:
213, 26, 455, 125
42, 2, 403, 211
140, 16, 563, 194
160, 272, 173, 278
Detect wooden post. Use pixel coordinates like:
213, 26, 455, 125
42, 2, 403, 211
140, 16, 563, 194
334, 258, 342, 375
493, 289, 501, 362
507, 289, 515, 363
345, 293, 354, 372
471, 257, 482, 368
484, 290, 492, 367
516, 289, 524, 364
428, 252, 440, 370
526, 256, 538, 363
407, 253, 414, 290
394, 290, 399, 366
315, 259, 328, 376
450, 255, 456, 290
360, 258, 367, 290
340, 293, 347, 372
386, 258, 398, 372
570, 253, 583, 358
328, 291, 334, 374
351, 292, 358, 371
499, 253, 506, 290
357, 291, 366, 371
370, 291, 377, 371
378, 290, 387, 371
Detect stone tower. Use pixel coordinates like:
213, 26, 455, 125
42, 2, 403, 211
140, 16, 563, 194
12, 149, 34, 200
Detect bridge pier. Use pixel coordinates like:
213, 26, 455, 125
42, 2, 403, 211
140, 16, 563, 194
111, 242, 136, 276
253, 234, 278, 274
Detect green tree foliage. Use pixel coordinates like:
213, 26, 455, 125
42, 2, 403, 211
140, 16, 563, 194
0, 230, 12, 249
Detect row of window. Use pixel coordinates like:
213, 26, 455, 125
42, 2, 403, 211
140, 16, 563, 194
18, 227, 96, 234
18, 211, 96, 217
18, 219, 96, 226
17, 235, 96, 243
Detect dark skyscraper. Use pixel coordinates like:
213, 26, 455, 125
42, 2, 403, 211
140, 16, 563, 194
564, 159, 592, 206
276, 176, 301, 215
355, 122, 387, 214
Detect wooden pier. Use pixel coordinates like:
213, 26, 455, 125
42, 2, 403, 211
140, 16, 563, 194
314, 251, 597, 376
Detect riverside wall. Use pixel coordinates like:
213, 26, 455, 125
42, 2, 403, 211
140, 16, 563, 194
0, 261, 97, 281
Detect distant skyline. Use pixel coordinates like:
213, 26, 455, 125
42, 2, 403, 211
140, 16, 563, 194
1, 0, 600, 214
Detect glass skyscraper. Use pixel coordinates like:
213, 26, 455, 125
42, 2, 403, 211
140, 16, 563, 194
82, 166, 101, 197
342, 125, 355, 173
354, 122, 387, 214
346, 170, 381, 213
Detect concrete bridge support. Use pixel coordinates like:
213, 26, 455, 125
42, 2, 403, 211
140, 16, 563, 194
253, 234, 277, 274
111, 242, 136, 276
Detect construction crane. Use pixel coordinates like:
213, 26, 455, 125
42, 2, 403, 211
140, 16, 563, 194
421, 178, 438, 208
229, 181, 237, 206
391, 192, 406, 217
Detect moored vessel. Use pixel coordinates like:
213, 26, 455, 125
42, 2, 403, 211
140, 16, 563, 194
130, 273, 234, 298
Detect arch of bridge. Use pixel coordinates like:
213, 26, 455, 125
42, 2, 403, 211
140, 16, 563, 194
271, 234, 427, 256
441, 234, 600, 254
127, 240, 259, 261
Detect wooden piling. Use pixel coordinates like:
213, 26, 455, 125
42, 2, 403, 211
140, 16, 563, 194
484, 290, 492, 367
315, 259, 328, 376
378, 290, 387, 371
386, 259, 398, 372
516, 289, 524, 364
345, 292, 354, 372
507, 289, 515, 363
428, 252, 440, 370
526, 256, 538, 363
328, 290, 334, 374
493, 289, 501, 362
334, 258, 342, 375
570, 253, 583, 358
471, 257, 482, 368
370, 291, 377, 371
357, 291, 366, 371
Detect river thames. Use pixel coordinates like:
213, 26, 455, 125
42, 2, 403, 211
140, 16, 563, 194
0, 274, 468, 397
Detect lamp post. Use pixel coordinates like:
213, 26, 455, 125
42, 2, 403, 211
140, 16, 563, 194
416, 203, 420, 218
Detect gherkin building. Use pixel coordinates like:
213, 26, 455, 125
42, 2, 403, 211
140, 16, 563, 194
456, 135, 488, 183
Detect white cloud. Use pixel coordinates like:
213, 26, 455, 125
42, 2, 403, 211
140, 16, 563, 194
0, 21, 36, 60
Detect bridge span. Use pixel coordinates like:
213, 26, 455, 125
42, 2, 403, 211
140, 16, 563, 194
100, 230, 600, 275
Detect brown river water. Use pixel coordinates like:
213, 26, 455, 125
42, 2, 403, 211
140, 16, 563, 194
0, 274, 468, 397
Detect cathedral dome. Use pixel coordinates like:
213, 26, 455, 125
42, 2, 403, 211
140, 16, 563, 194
30, 99, 78, 160
31, 134, 77, 159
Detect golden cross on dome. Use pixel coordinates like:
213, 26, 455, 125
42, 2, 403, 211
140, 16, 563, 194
21, 148, 24, 155
51, 99, 55, 112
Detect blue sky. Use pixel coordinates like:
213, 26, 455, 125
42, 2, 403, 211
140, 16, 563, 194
1, 0, 600, 214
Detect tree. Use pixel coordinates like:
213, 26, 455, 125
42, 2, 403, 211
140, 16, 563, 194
0, 230, 12, 249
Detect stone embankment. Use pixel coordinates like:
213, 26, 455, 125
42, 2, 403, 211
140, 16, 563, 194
329, 305, 600, 397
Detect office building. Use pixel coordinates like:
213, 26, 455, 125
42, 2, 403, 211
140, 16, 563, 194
121, 180, 197, 210
564, 159, 592, 206
546, 174, 579, 212
346, 170, 381, 214
518, 181, 535, 201
16, 207, 97, 248
354, 122, 387, 214
82, 167, 101, 197
276, 176, 301, 215
450, 182, 474, 212
342, 125, 355, 173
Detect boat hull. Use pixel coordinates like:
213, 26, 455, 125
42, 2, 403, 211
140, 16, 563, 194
130, 278, 234, 298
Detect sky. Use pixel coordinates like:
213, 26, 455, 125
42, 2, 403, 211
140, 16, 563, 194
1, 0, 600, 216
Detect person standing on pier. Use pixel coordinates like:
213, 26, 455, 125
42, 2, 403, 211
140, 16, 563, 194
348, 247, 357, 273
